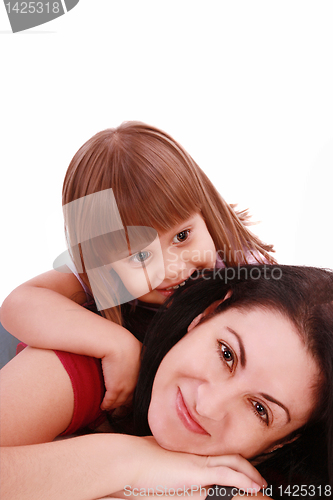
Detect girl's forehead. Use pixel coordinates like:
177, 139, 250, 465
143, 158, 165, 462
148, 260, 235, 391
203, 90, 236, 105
120, 204, 200, 233
158, 213, 203, 235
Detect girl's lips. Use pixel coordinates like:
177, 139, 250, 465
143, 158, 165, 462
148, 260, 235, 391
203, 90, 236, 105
175, 388, 210, 435
156, 276, 191, 296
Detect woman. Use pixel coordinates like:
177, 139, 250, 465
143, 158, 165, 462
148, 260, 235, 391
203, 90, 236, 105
1, 265, 332, 499
136, 264, 333, 495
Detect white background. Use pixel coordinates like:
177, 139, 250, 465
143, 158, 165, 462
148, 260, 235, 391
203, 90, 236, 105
1, 1, 333, 304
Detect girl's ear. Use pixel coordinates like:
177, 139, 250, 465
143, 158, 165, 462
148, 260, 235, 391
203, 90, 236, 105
187, 290, 232, 332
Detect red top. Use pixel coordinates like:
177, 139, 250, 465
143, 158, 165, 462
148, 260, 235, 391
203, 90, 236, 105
17, 343, 106, 435
55, 350, 106, 435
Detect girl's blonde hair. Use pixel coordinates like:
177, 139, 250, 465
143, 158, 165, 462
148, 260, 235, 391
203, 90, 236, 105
62, 121, 275, 324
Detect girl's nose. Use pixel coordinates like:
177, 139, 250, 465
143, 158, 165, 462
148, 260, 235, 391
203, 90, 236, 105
164, 253, 187, 280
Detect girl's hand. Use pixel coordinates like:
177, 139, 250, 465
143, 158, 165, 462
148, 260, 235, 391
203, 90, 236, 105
100, 331, 142, 410
128, 436, 267, 495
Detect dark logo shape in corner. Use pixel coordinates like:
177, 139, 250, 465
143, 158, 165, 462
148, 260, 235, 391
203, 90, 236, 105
4, 0, 80, 33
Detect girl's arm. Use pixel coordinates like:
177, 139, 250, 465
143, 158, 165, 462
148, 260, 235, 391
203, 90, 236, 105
1, 270, 130, 359
0, 270, 141, 409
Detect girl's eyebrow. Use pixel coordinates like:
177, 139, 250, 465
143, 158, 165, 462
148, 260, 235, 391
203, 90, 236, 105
226, 326, 291, 423
172, 216, 196, 232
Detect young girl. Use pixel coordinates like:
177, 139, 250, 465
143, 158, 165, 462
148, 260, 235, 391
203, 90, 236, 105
0, 121, 275, 410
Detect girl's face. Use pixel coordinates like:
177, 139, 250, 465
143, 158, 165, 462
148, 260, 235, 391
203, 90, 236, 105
112, 213, 216, 305
148, 307, 319, 459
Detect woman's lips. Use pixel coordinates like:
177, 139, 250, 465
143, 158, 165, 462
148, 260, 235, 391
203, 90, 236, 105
175, 388, 209, 435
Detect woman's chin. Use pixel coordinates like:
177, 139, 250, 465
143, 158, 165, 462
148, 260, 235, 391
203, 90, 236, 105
153, 434, 183, 452
148, 416, 180, 452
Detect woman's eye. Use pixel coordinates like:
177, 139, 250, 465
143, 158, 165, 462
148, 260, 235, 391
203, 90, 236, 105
218, 341, 235, 371
173, 229, 190, 244
130, 250, 151, 264
251, 401, 269, 425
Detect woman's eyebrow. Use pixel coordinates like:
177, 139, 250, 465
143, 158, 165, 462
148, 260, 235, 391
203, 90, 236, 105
226, 326, 292, 423
260, 393, 291, 423
226, 327, 246, 367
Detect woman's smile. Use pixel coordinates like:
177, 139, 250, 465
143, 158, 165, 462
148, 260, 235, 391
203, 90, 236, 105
175, 388, 209, 435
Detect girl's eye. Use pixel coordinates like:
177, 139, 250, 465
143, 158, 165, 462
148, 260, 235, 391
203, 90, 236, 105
217, 341, 235, 371
173, 229, 190, 244
251, 401, 269, 425
130, 250, 151, 264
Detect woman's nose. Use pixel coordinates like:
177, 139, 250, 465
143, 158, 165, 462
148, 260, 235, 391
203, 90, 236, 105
195, 381, 235, 422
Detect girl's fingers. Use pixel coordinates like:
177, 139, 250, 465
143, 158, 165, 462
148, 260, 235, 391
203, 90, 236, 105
101, 393, 120, 410
101, 391, 132, 410
207, 454, 266, 488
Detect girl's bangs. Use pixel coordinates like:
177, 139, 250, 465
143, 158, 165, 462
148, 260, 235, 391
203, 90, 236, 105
116, 176, 201, 234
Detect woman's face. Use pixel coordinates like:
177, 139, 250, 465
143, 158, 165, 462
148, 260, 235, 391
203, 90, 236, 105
148, 307, 319, 459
